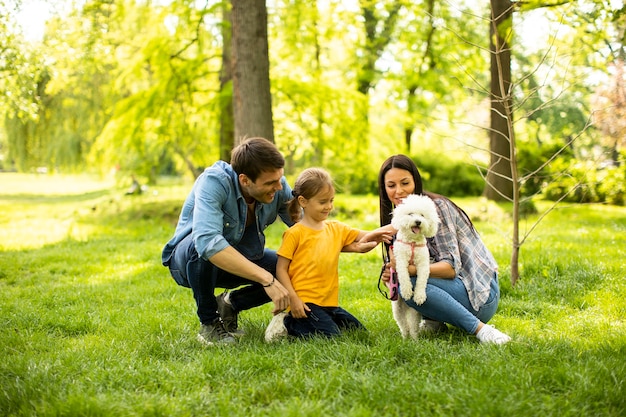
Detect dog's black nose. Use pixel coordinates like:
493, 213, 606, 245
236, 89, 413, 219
414, 220, 421, 227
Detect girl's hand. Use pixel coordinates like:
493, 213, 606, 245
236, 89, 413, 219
290, 296, 310, 319
361, 228, 394, 245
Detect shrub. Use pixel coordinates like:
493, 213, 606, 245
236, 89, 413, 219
596, 163, 625, 206
542, 159, 613, 204
516, 140, 574, 197
413, 153, 484, 197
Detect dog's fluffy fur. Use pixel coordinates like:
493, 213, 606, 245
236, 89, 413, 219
390, 194, 440, 339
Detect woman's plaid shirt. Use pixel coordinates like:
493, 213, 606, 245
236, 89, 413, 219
427, 197, 498, 311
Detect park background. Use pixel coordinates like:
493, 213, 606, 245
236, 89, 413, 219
1, 0, 624, 204
1, 0, 625, 415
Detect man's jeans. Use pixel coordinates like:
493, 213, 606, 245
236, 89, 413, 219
167, 233, 274, 325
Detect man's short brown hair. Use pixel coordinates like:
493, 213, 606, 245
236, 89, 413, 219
230, 137, 285, 182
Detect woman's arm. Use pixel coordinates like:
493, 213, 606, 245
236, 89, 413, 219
387, 248, 456, 279
428, 260, 456, 279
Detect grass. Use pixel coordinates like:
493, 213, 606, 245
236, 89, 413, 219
1, 173, 625, 416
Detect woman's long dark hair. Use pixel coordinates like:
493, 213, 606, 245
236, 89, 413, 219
378, 155, 423, 228
377, 154, 476, 258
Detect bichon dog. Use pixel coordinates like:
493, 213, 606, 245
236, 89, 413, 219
390, 194, 439, 339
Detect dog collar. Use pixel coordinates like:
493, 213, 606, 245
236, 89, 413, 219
395, 239, 426, 248
394, 240, 426, 265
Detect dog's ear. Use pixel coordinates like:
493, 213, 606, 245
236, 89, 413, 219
391, 214, 400, 229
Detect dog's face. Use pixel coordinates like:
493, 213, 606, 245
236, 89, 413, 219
391, 194, 439, 239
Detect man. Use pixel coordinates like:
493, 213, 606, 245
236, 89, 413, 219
162, 138, 293, 345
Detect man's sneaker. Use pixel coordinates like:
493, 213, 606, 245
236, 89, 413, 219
197, 320, 237, 346
264, 311, 288, 343
216, 292, 244, 337
420, 319, 448, 334
476, 324, 511, 345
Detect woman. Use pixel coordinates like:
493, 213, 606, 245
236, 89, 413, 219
378, 155, 511, 344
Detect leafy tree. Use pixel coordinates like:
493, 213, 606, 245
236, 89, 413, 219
269, 0, 373, 187
1, 0, 622, 206
482, 0, 625, 284
3, 66, 51, 172
89, 0, 223, 180
357, 0, 403, 96
43, 0, 121, 172
1, 2, 27, 113
387, 0, 489, 153
0, 0, 49, 171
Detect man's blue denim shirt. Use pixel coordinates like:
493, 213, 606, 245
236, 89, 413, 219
162, 160, 293, 265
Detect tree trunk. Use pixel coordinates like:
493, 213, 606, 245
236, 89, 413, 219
487, 0, 523, 285
219, 3, 235, 161
484, 0, 514, 201
231, 0, 274, 144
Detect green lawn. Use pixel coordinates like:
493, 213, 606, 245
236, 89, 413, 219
1, 173, 624, 416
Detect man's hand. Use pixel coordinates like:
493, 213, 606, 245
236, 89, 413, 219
264, 279, 290, 314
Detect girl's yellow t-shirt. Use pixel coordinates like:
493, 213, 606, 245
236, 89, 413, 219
277, 220, 360, 307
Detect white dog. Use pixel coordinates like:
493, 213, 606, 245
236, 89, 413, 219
390, 194, 439, 339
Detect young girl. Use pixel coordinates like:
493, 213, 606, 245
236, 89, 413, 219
264, 168, 391, 342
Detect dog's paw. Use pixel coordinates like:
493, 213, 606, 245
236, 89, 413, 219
414, 292, 427, 305
400, 287, 413, 300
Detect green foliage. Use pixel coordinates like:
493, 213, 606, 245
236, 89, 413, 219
543, 159, 597, 203
514, 131, 624, 206
542, 154, 626, 206
0, 28, 51, 172
516, 139, 574, 197
596, 162, 626, 206
289, 150, 487, 197
331, 193, 379, 222
0, 1, 41, 119
1, 175, 625, 416
88, 0, 224, 180
413, 153, 484, 197
0, 0, 623, 203
328, 149, 380, 195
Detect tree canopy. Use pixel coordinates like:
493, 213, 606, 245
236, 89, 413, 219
1, 0, 623, 196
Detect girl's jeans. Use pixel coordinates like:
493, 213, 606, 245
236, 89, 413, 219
284, 303, 366, 338
403, 274, 500, 334
168, 233, 273, 325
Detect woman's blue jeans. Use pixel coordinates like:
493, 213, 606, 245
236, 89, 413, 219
402, 274, 500, 334
167, 233, 273, 325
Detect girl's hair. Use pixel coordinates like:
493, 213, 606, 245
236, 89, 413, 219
230, 137, 285, 181
377, 154, 475, 230
287, 167, 334, 223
